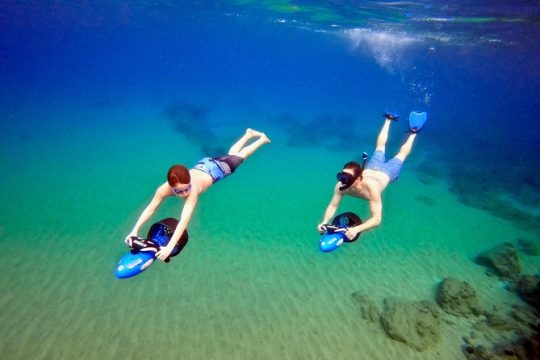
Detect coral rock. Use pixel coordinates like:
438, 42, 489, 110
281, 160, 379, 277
380, 298, 441, 351
475, 243, 521, 280
437, 278, 483, 317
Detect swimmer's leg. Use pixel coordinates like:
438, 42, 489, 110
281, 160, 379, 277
394, 133, 417, 162
375, 119, 393, 152
228, 128, 271, 159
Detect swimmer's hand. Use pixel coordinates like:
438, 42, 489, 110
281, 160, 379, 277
335, 227, 358, 241
124, 233, 139, 247
317, 223, 328, 234
156, 245, 174, 261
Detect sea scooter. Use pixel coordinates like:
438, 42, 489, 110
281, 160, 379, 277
319, 212, 363, 252
114, 218, 188, 279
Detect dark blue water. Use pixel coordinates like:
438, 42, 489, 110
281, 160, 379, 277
1, 1, 540, 229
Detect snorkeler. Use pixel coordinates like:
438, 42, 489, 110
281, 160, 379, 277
317, 111, 427, 240
125, 128, 271, 261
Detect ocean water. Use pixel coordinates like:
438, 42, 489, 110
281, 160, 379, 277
1, 2, 539, 359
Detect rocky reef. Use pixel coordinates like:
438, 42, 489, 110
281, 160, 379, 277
351, 239, 540, 358
474, 243, 521, 280
437, 278, 483, 317
380, 298, 441, 351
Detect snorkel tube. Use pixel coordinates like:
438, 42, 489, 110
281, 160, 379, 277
361, 152, 368, 171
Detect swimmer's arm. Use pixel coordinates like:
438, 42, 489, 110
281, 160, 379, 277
128, 183, 169, 237
351, 193, 382, 235
318, 183, 343, 229
156, 192, 198, 260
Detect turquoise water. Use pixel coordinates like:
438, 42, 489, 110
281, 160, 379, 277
1, 2, 539, 359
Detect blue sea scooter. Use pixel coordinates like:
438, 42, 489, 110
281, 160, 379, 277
319, 212, 363, 252
115, 218, 188, 279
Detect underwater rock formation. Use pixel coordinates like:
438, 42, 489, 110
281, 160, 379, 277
277, 112, 361, 151
462, 300, 540, 359
351, 292, 380, 324
445, 151, 540, 232
463, 326, 540, 360
516, 275, 540, 312
165, 100, 225, 155
437, 278, 483, 317
415, 161, 446, 185
475, 243, 521, 280
463, 344, 497, 360
517, 238, 540, 256
483, 311, 520, 332
351, 273, 540, 356
379, 298, 441, 351
511, 304, 538, 327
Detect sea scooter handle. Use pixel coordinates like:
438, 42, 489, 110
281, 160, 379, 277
128, 236, 160, 253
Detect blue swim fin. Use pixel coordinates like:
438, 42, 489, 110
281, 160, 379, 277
383, 111, 400, 121
408, 111, 427, 133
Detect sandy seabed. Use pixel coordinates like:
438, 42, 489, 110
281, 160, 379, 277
0, 111, 538, 360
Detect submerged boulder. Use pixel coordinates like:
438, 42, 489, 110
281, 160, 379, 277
475, 243, 521, 280
463, 345, 495, 360
516, 275, 540, 312
511, 304, 540, 327
437, 278, 483, 317
380, 298, 441, 351
351, 292, 380, 324
484, 311, 519, 331
517, 238, 540, 256
463, 327, 540, 360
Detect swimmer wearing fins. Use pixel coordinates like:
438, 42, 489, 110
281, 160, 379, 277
125, 128, 270, 261
317, 111, 427, 240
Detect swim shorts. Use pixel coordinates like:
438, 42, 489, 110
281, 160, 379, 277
193, 155, 244, 183
365, 150, 403, 182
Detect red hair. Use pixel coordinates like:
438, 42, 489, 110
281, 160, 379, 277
343, 161, 363, 178
167, 165, 191, 186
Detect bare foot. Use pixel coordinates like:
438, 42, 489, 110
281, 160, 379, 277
246, 128, 257, 137
259, 133, 271, 144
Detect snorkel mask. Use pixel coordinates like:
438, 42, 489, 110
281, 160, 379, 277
337, 152, 368, 191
